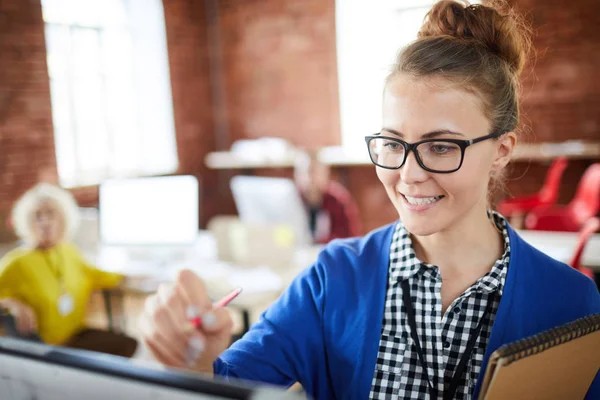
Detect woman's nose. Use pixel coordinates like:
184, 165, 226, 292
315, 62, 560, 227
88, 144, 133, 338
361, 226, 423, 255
400, 150, 429, 183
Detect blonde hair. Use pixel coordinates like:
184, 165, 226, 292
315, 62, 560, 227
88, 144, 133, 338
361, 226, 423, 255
12, 183, 80, 245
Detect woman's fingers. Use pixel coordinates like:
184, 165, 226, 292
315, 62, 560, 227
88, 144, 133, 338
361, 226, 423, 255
11, 301, 36, 335
139, 271, 234, 372
156, 284, 191, 332
200, 307, 233, 335
176, 270, 212, 314
15, 313, 30, 334
25, 306, 37, 332
141, 293, 188, 363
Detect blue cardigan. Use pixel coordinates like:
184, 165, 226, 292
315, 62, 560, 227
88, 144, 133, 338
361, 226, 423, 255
214, 223, 600, 399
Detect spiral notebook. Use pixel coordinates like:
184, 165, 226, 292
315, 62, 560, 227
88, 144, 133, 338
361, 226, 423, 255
480, 313, 600, 399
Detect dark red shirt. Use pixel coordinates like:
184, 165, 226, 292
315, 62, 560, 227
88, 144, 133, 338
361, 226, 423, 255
304, 181, 361, 244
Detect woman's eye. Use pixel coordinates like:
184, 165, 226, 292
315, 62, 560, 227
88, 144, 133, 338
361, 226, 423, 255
383, 141, 401, 150
432, 145, 449, 153
429, 143, 458, 154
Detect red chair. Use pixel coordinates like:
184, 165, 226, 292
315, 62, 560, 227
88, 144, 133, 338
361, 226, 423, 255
568, 217, 600, 280
525, 163, 600, 232
498, 157, 568, 217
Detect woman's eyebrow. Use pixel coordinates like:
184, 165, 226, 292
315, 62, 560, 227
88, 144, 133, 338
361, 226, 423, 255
380, 128, 465, 139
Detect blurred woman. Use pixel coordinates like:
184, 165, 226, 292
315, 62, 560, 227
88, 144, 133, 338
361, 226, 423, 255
294, 150, 361, 243
0, 183, 137, 357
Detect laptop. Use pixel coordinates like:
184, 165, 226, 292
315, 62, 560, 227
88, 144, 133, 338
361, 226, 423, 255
0, 337, 305, 400
230, 176, 313, 247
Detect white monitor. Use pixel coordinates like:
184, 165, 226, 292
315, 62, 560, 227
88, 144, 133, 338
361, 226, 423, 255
0, 337, 304, 400
99, 175, 199, 246
230, 176, 312, 246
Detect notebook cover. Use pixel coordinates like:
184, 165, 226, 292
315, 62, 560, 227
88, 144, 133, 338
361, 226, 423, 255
480, 325, 600, 399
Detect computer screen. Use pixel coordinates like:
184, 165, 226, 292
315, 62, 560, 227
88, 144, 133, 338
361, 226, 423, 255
230, 176, 313, 246
0, 337, 304, 400
99, 175, 199, 246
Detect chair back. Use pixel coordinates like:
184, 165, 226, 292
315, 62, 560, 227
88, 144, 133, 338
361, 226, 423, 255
538, 157, 568, 203
524, 205, 580, 232
569, 163, 600, 224
569, 217, 600, 274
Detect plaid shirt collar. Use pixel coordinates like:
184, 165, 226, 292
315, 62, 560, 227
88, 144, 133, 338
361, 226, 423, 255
388, 211, 510, 295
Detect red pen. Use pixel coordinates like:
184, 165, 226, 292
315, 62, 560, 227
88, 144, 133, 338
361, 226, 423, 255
189, 287, 243, 329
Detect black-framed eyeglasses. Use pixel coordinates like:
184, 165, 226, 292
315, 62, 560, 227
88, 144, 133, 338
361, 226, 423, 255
364, 131, 505, 173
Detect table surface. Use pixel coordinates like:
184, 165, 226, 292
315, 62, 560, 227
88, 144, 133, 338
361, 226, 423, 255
87, 232, 323, 309
517, 230, 600, 270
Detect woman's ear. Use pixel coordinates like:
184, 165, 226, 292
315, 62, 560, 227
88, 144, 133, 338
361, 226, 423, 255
492, 131, 517, 170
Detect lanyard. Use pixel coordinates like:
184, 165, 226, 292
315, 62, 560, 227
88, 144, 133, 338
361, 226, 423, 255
400, 279, 493, 400
41, 249, 66, 290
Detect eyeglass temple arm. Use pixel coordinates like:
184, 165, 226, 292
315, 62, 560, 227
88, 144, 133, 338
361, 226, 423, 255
468, 131, 505, 146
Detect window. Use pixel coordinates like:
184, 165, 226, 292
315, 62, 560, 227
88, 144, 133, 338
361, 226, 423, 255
42, 0, 178, 188
335, 0, 478, 158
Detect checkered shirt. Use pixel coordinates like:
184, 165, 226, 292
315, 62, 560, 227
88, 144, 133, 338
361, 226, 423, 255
369, 212, 511, 399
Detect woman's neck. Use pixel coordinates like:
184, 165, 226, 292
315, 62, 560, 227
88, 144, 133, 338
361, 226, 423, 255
412, 208, 504, 313
411, 208, 504, 284
36, 241, 60, 251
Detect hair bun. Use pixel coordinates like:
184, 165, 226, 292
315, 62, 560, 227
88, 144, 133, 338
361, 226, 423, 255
419, 0, 531, 75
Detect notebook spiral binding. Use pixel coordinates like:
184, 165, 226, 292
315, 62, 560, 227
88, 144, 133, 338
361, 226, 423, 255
495, 313, 600, 366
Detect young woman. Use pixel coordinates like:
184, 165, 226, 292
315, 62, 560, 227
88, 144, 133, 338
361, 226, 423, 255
139, 1, 600, 398
0, 183, 137, 357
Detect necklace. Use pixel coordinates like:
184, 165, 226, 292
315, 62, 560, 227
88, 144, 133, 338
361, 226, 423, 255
41, 247, 74, 317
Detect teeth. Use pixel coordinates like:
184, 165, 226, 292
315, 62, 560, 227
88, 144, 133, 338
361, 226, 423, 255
404, 195, 441, 205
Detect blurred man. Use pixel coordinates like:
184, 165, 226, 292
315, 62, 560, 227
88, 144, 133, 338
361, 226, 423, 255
294, 151, 361, 244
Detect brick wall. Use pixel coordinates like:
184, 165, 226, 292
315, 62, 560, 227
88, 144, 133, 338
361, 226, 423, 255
517, 0, 600, 143
216, 0, 341, 148
162, 0, 222, 226
505, 0, 600, 206
0, 0, 56, 241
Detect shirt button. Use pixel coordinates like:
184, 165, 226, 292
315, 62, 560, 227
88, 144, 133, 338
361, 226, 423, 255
444, 341, 451, 349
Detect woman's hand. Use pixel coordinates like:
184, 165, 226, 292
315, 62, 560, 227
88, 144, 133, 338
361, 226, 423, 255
138, 269, 234, 373
0, 298, 38, 335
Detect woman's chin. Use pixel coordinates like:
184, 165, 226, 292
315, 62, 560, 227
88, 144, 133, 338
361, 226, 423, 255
398, 208, 447, 237
402, 221, 439, 237
36, 239, 57, 249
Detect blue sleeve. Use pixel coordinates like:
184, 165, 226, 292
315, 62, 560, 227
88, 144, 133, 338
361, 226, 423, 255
586, 372, 600, 400
584, 280, 600, 400
585, 281, 600, 312
213, 264, 326, 391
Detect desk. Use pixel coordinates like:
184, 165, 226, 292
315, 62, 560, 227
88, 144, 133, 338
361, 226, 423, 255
518, 230, 600, 270
88, 232, 323, 334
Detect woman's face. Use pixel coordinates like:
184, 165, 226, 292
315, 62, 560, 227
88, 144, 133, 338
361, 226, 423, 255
31, 200, 64, 248
295, 160, 331, 205
377, 74, 514, 237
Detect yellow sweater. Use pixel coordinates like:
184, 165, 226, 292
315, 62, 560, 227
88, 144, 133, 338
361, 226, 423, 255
0, 242, 122, 345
